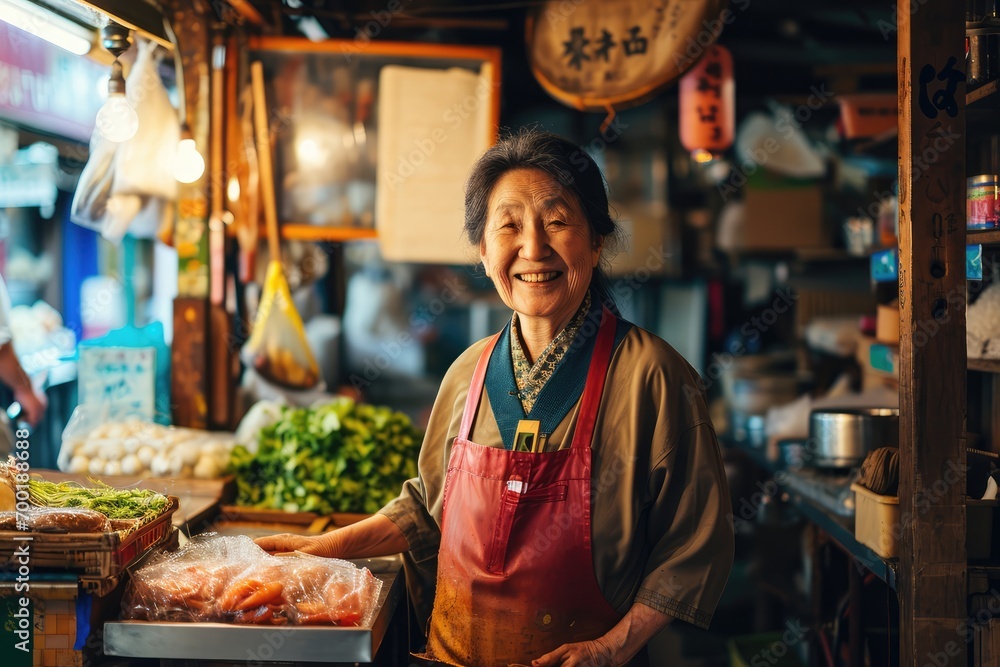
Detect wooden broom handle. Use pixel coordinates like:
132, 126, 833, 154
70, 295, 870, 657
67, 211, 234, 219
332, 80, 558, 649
250, 60, 281, 264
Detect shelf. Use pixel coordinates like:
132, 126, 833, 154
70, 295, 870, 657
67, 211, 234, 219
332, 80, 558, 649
789, 488, 898, 591
968, 229, 1000, 246
724, 437, 898, 591
969, 358, 1000, 374
792, 248, 871, 263
967, 79, 1000, 108
280, 225, 377, 242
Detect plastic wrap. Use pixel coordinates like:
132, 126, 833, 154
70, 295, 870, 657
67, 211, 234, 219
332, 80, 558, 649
0, 507, 113, 533
241, 261, 321, 390
112, 39, 179, 201
58, 405, 234, 479
124, 534, 383, 626
70, 133, 117, 233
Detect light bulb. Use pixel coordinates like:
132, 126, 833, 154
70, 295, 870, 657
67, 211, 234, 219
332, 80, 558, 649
95, 92, 138, 142
227, 175, 240, 202
691, 148, 716, 164
174, 138, 205, 183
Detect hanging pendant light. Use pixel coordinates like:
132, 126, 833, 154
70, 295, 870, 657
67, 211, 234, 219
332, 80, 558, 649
94, 22, 138, 143
174, 123, 205, 183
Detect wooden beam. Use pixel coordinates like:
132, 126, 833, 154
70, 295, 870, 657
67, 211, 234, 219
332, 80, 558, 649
71, 0, 173, 50
897, 1, 967, 665
225, 0, 267, 28
170, 1, 212, 428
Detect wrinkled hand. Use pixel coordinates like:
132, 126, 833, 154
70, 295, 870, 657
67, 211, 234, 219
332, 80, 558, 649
254, 533, 330, 557
531, 637, 618, 667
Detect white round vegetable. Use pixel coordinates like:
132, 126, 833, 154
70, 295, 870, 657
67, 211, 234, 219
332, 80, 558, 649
68, 455, 90, 474
177, 443, 200, 467
150, 454, 170, 477
104, 460, 122, 476
194, 456, 221, 479
103, 441, 126, 461
88, 457, 107, 476
80, 440, 101, 459
120, 454, 141, 476
137, 446, 155, 468
167, 453, 186, 477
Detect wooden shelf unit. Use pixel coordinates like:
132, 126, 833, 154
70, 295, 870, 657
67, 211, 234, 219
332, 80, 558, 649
969, 229, 1000, 246
968, 79, 1000, 108
969, 358, 1000, 374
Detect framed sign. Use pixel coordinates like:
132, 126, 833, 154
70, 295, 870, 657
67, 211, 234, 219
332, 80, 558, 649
245, 38, 501, 263
79, 346, 156, 421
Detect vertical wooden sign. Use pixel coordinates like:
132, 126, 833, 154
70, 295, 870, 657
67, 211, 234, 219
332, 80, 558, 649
897, 1, 967, 664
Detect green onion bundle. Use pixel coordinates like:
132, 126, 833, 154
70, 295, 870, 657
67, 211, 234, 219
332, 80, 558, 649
25, 480, 169, 521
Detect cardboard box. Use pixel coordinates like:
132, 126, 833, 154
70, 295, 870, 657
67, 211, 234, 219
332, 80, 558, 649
740, 172, 826, 250
856, 335, 899, 392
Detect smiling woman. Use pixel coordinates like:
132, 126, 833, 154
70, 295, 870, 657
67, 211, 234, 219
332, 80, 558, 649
257, 129, 734, 667
479, 168, 603, 358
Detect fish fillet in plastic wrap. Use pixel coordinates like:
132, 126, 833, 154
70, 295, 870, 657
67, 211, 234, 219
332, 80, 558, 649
123, 534, 383, 626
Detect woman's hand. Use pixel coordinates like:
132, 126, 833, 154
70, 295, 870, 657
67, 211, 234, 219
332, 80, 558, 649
255, 533, 333, 557
531, 602, 672, 666
531, 637, 619, 667
254, 515, 409, 560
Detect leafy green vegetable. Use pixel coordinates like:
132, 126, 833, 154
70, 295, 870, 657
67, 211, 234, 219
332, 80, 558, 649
229, 398, 422, 514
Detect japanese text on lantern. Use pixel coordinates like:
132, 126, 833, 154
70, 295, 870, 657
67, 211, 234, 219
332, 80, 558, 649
679, 44, 734, 159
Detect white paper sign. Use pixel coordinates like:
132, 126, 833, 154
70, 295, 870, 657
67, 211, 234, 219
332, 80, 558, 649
375, 64, 494, 264
78, 346, 156, 422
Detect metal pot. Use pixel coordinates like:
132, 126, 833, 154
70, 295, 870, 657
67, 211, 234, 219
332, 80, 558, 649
809, 408, 899, 468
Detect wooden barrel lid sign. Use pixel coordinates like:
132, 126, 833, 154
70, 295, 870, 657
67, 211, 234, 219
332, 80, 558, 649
527, 0, 729, 112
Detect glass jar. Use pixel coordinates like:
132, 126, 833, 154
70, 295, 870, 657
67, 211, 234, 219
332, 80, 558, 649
968, 174, 1000, 229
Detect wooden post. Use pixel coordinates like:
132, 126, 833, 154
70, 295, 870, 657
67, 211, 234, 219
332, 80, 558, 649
897, 1, 967, 665
170, 1, 211, 428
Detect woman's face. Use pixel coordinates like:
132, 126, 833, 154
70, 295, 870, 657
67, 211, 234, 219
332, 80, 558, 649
480, 168, 602, 330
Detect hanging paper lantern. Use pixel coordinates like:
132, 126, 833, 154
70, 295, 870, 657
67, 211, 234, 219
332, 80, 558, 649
679, 44, 734, 161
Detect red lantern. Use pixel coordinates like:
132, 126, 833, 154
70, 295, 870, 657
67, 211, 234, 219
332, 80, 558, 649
679, 44, 734, 161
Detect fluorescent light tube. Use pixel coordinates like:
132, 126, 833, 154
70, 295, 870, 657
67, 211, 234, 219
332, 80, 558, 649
0, 0, 93, 56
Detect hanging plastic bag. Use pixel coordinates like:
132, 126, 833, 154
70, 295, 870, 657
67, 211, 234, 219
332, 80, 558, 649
70, 132, 117, 232
113, 39, 179, 200
241, 261, 320, 390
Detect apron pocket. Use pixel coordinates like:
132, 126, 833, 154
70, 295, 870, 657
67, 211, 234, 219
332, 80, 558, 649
486, 482, 568, 574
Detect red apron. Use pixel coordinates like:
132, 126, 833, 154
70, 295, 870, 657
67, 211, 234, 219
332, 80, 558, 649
419, 306, 623, 667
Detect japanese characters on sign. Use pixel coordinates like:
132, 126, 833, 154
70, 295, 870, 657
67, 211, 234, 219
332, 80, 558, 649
561, 25, 649, 70
528, 0, 729, 112
679, 44, 734, 159
917, 56, 964, 120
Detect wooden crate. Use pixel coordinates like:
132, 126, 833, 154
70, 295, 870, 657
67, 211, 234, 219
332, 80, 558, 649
0, 497, 179, 578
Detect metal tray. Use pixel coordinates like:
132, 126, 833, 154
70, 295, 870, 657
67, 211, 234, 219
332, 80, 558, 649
103, 555, 403, 663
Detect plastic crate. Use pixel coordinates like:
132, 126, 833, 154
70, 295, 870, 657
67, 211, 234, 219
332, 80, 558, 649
851, 484, 996, 560
851, 482, 899, 558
